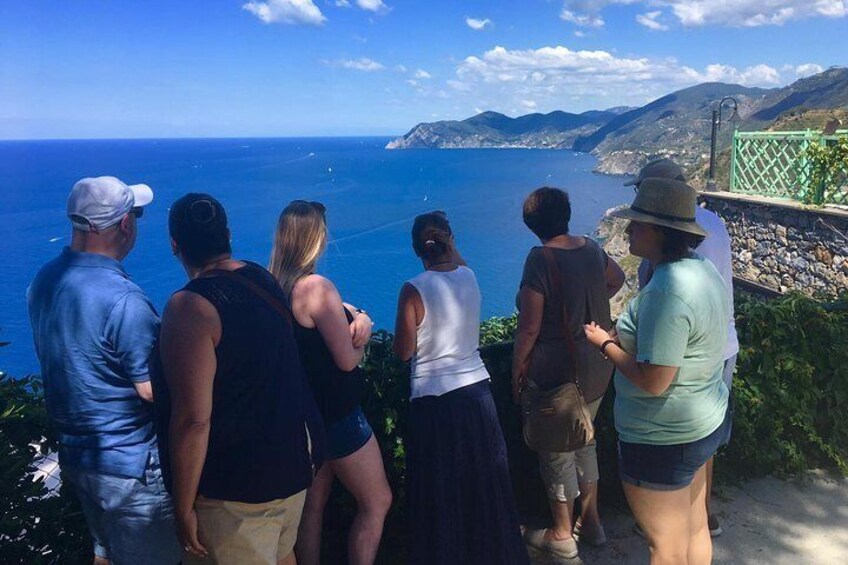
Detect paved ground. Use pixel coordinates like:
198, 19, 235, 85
528, 470, 848, 565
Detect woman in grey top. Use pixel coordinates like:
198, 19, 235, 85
512, 187, 624, 560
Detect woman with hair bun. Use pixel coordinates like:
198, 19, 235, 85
394, 211, 529, 565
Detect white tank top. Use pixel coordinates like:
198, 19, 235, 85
407, 266, 490, 399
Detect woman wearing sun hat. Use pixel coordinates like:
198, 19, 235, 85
584, 177, 731, 565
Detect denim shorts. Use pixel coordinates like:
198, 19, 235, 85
63, 447, 182, 564
619, 408, 730, 491
326, 405, 373, 460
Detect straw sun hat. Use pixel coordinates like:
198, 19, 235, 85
611, 177, 707, 237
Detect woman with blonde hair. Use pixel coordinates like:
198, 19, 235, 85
269, 200, 392, 565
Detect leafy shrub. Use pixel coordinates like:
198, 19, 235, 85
720, 292, 848, 477
797, 136, 848, 205
0, 372, 91, 563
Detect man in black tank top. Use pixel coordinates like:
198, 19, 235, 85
153, 194, 324, 565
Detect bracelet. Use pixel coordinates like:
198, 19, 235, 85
354, 308, 368, 316
600, 339, 616, 359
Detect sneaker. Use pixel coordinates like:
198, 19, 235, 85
708, 514, 723, 537
524, 528, 579, 560
573, 517, 608, 546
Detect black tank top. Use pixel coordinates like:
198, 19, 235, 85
154, 262, 325, 504
293, 308, 366, 424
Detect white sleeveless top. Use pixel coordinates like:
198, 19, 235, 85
407, 266, 490, 399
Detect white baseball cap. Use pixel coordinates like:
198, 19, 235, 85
67, 176, 154, 232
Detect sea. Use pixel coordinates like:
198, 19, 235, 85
0, 137, 632, 377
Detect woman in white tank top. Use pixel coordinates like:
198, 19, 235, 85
394, 212, 529, 565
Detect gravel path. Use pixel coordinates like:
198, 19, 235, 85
528, 470, 848, 565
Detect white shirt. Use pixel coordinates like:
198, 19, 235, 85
407, 266, 490, 399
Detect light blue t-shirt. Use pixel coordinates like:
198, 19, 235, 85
28, 248, 159, 478
615, 254, 730, 445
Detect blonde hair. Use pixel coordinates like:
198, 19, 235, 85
269, 201, 328, 296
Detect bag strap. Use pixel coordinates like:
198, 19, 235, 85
541, 246, 579, 385
206, 268, 293, 327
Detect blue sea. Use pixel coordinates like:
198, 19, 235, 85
0, 137, 631, 376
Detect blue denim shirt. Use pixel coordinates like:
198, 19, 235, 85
28, 248, 159, 478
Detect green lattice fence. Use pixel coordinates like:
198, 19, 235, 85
730, 130, 848, 205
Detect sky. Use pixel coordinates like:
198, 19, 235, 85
1, 0, 846, 139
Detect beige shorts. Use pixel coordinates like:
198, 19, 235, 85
184, 489, 307, 565
538, 397, 604, 503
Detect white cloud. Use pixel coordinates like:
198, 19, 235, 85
466, 17, 493, 30
682, 63, 781, 85
452, 44, 792, 112
242, 0, 326, 25
560, 1, 848, 28
522, 100, 538, 109
414, 69, 432, 79
636, 10, 669, 29
574, 30, 587, 37
668, 0, 848, 26
560, 9, 605, 27
356, 0, 389, 13
457, 46, 657, 86
796, 63, 826, 77
335, 0, 350, 6
341, 57, 384, 71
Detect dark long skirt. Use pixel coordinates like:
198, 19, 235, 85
406, 380, 530, 565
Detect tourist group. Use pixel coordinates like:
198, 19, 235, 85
28, 158, 736, 565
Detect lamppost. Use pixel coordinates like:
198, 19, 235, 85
706, 96, 739, 192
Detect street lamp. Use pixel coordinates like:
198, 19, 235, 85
706, 96, 739, 192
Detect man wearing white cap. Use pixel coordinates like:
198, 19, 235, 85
28, 177, 181, 564
625, 159, 739, 538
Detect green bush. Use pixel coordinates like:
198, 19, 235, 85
720, 293, 848, 477
0, 371, 91, 563
798, 136, 848, 205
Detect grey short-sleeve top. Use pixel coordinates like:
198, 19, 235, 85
517, 238, 614, 401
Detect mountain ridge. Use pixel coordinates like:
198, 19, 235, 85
387, 67, 848, 179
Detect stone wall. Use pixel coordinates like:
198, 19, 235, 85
701, 192, 848, 296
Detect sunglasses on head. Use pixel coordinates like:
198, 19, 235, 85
290, 200, 326, 215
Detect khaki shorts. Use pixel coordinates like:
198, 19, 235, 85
538, 397, 603, 503
185, 489, 307, 565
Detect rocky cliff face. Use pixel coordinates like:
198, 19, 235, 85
593, 151, 650, 176
385, 124, 599, 150
594, 206, 640, 318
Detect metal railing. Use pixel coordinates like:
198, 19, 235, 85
730, 129, 848, 205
